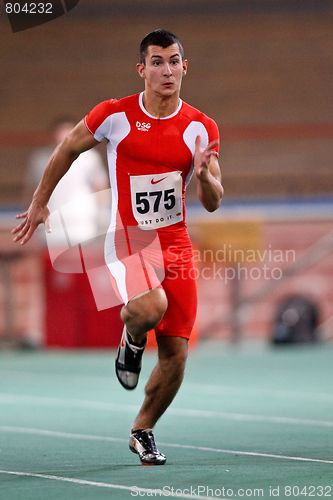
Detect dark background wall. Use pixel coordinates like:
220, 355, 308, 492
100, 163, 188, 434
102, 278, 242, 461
1, 0, 333, 205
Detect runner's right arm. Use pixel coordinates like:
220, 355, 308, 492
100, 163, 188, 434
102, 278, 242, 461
12, 120, 99, 245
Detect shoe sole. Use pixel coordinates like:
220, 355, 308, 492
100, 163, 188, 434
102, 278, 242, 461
115, 347, 140, 390
129, 444, 167, 466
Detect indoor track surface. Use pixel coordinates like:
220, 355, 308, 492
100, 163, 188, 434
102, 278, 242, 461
0, 341, 332, 500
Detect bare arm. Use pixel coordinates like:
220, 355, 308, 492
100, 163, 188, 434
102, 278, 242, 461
195, 136, 224, 212
12, 120, 99, 245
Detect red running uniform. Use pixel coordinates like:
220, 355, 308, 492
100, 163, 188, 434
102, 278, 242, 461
85, 92, 219, 339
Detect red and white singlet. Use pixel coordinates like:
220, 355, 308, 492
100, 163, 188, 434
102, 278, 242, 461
85, 92, 219, 338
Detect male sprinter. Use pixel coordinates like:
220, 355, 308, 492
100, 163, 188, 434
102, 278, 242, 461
12, 29, 223, 465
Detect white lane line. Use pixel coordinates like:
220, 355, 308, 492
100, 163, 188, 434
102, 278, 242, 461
164, 442, 333, 465
0, 393, 332, 428
2, 369, 333, 402
168, 408, 333, 428
0, 470, 224, 500
1, 426, 332, 465
186, 382, 333, 403
0, 426, 126, 444
0, 392, 137, 411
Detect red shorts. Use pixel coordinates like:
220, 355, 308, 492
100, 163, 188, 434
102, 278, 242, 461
106, 225, 197, 340
155, 243, 197, 340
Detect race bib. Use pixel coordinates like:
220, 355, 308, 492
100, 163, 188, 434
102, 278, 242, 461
130, 171, 183, 230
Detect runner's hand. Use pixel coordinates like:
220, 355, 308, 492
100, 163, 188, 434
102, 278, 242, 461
11, 201, 50, 245
194, 136, 219, 182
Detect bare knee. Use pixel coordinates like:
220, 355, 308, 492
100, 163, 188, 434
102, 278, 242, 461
158, 337, 188, 377
121, 288, 168, 333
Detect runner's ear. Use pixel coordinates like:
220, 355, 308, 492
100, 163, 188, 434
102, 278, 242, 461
136, 63, 145, 79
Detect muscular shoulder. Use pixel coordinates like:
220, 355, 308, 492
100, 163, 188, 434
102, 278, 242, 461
180, 101, 220, 149
84, 93, 138, 140
180, 101, 217, 128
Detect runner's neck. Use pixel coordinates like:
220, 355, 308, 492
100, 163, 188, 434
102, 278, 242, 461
141, 91, 181, 119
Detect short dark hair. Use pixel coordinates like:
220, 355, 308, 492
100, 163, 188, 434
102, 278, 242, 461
139, 29, 185, 64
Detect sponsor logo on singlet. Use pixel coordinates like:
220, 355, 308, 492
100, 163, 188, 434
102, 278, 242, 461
136, 121, 151, 132
151, 177, 167, 185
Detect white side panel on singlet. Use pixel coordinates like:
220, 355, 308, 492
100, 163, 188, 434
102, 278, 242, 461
91, 115, 112, 142
103, 112, 131, 304
182, 121, 209, 186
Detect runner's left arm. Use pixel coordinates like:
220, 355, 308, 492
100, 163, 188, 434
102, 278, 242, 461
194, 136, 224, 212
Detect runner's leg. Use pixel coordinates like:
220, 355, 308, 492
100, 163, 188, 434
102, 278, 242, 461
131, 336, 188, 430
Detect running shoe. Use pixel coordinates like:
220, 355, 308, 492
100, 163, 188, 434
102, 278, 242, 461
115, 327, 146, 390
129, 429, 167, 465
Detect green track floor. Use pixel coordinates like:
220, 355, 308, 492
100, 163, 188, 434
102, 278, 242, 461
0, 341, 332, 500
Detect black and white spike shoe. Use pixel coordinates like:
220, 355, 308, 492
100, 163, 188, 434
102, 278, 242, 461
129, 429, 167, 466
115, 327, 146, 390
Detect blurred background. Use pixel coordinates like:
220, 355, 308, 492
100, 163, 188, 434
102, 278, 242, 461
1, 0, 333, 349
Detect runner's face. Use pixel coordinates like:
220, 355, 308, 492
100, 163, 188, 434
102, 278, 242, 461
138, 44, 187, 97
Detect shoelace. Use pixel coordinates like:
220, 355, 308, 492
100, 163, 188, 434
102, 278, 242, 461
137, 431, 158, 454
126, 333, 146, 356
146, 432, 158, 454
